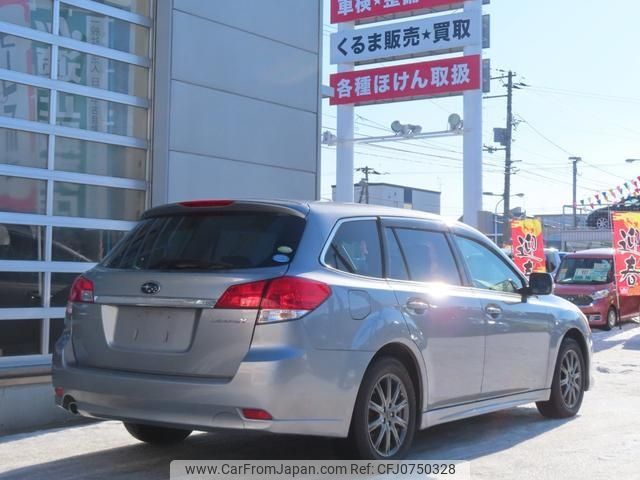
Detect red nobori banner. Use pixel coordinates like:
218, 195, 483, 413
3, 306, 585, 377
510, 219, 546, 277
329, 55, 480, 106
612, 212, 640, 296
331, 0, 463, 24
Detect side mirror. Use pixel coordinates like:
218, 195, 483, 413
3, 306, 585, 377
528, 272, 554, 296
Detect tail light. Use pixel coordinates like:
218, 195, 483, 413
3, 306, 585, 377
215, 276, 331, 324
215, 280, 267, 309
68, 276, 94, 304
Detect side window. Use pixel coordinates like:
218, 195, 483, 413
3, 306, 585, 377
384, 228, 409, 281
392, 228, 461, 285
324, 220, 383, 278
454, 235, 524, 293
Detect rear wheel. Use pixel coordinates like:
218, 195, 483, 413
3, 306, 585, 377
123, 422, 192, 445
347, 357, 416, 459
536, 338, 585, 419
604, 307, 617, 331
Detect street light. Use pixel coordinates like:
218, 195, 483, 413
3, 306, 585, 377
626, 159, 640, 163
483, 192, 525, 244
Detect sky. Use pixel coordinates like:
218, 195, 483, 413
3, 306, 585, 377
320, 0, 640, 220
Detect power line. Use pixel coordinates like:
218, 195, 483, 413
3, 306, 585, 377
516, 114, 575, 156
526, 85, 640, 105
327, 112, 466, 154
519, 87, 640, 138
321, 124, 505, 169
515, 169, 601, 193
580, 160, 628, 182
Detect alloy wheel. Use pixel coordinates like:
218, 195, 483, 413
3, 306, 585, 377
367, 373, 410, 457
559, 350, 582, 409
595, 217, 610, 230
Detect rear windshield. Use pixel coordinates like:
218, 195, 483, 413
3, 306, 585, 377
556, 257, 613, 285
102, 212, 305, 270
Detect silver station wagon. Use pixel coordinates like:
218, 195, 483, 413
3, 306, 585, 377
53, 200, 592, 459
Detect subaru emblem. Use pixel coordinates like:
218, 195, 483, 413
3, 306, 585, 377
141, 282, 161, 295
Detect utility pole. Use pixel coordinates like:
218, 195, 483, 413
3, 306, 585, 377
570, 156, 582, 228
356, 166, 381, 204
502, 70, 514, 246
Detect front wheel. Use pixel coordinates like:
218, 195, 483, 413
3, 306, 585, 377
536, 338, 585, 419
604, 307, 617, 331
348, 357, 416, 459
123, 422, 192, 445
594, 216, 610, 230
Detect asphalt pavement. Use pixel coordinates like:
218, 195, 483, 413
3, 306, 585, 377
1, 324, 639, 480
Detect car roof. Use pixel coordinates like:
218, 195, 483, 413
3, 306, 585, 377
306, 201, 483, 236
308, 201, 441, 220
566, 248, 614, 258
142, 199, 484, 238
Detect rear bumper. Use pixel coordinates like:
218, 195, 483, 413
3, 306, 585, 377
52, 330, 372, 438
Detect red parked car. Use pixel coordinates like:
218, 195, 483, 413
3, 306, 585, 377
554, 248, 640, 330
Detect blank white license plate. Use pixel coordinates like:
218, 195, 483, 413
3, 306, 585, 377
104, 306, 197, 352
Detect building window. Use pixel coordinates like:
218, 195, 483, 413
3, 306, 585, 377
0, 0, 152, 367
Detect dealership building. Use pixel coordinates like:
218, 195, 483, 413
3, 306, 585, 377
0, 0, 322, 431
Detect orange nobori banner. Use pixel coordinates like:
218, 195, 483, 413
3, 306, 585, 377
510, 219, 546, 277
612, 212, 640, 296
330, 0, 464, 24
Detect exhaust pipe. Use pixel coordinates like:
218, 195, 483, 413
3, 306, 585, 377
63, 395, 79, 415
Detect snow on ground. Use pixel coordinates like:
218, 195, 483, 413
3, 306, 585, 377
0, 324, 638, 480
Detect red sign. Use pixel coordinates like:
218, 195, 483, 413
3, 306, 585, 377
330, 55, 480, 106
612, 212, 640, 296
510, 219, 546, 277
331, 0, 463, 24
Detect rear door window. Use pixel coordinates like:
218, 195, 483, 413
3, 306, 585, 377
323, 220, 382, 278
103, 213, 305, 270
384, 228, 410, 281
390, 228, 461, 285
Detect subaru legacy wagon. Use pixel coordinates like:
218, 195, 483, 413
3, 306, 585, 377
53, 200, 592, 459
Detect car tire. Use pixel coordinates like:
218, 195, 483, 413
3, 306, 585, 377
604, 307, 618, 331
123, 422, 192, 445
594, 215, 610, 230
536, 338, 585, 419
347, 357, 416, 460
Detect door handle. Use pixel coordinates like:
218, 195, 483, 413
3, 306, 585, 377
405, 299, 431, 315
485, 305, 503, 319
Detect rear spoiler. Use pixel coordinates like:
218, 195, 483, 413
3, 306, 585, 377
142, 200, 310, 220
